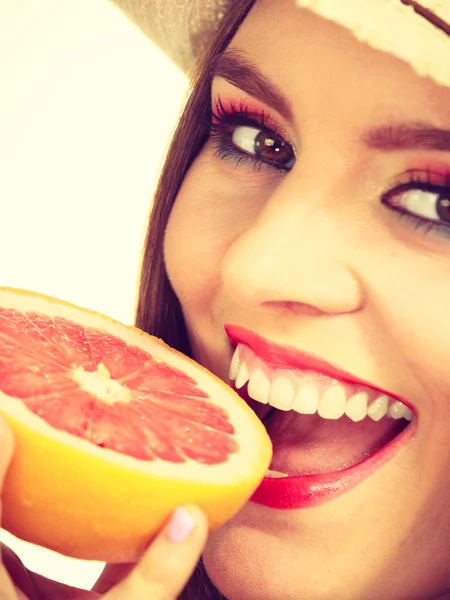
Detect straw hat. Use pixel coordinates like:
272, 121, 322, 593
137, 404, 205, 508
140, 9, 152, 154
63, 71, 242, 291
111, 0, 450, 87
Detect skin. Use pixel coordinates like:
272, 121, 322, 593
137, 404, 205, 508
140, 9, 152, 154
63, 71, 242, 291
163, 1, 450, 599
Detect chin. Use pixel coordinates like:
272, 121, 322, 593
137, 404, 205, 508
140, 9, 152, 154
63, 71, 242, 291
201, 500, 444, 600
202, 511, 349, 600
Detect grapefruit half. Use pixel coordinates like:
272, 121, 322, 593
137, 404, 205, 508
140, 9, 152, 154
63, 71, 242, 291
0, 287, 272, 562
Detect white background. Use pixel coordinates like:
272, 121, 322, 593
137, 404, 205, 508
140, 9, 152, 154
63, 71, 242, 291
0, 0, 188, 590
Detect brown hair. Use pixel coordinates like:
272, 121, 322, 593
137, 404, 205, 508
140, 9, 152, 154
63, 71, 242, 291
135, 0, 255, 354
135, 1, 255, 597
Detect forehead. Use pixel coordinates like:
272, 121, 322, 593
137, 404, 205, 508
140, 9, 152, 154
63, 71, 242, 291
227, 0, 450, 127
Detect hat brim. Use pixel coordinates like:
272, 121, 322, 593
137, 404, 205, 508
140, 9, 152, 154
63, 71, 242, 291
297, 0, 450, 88
110, 0, 450, 87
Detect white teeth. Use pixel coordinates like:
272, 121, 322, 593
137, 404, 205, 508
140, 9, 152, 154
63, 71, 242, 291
229, 346, 241, 381
235, 360, 250, 389
265, 469, 289, 478
389, 400, 413, 421
229, 344, 415, 423
248, 368, 271, 404
345, 391, 369, 423
293, 382, 320, 415
368, 394, 389, 421
269, 376, 296, 411
318, 383, 346, 419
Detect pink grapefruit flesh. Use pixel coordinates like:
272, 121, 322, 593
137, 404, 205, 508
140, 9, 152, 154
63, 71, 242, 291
0, 287, 272, 562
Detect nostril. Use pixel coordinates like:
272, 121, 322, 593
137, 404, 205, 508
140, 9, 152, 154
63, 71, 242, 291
263, 300, 325, 317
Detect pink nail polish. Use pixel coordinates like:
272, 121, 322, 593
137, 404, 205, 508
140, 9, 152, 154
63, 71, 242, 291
168, 507, 195, 543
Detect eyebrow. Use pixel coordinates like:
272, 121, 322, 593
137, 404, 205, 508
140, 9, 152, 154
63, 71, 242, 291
213, 49, 450, 154
213, 48, 293, 122
362, 123, 450, 152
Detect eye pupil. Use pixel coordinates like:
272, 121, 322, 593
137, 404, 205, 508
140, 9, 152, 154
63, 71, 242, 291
255, 131, 292, 164
437, 195, 450, 222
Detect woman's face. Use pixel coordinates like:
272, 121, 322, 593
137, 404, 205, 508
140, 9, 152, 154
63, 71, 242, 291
164, 1, 450, 598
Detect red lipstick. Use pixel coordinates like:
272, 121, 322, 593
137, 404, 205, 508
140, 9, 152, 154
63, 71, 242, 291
225, 324, 417, 509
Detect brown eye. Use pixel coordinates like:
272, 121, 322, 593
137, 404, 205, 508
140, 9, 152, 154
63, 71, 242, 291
386, 185, 450, 224
230, 125, 295, 169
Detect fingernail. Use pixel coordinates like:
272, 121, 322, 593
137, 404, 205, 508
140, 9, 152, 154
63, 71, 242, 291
168, 507, 196, 543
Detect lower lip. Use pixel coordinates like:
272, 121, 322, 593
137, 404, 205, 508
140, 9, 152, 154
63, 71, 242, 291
251, 417, 417, 510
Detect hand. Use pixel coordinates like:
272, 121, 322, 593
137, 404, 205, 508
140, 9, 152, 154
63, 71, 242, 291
102, 505, 208, 600
0, 414, 209, 599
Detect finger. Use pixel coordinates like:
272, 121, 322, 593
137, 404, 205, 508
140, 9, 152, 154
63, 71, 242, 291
106, 505, 208, 600
91, 562, 134, 594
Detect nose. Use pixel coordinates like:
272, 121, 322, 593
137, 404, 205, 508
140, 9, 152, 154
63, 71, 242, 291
221, 177, 364, 316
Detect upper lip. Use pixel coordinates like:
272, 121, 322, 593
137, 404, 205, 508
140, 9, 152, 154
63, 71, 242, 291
224, 323, 415, 412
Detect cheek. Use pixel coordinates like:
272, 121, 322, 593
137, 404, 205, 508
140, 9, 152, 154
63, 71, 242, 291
365, 244, 450, 414
163, 162, 242, 312
164, 201, 215, 313
387, 273, 450, 401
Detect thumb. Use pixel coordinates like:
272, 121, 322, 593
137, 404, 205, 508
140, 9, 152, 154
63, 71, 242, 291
106, 505, 209, 600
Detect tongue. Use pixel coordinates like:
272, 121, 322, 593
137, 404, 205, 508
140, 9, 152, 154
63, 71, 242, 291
266, 410, 408, 476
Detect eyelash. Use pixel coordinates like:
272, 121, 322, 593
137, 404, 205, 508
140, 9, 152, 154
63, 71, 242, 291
381, 170, 450, 240
205, 97, 450, 241
208, 97, 294, 173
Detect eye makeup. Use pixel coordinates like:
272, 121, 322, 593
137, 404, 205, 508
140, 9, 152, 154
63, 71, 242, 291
381, 169, 450, 241
208, 96, 296, 173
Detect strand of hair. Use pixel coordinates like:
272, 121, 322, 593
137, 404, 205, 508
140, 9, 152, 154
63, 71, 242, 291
400, 0, 450, 36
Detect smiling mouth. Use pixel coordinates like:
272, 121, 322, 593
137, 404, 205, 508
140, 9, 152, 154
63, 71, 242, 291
226, 331, 415, 481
